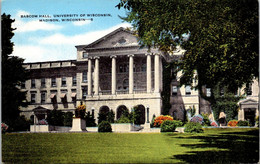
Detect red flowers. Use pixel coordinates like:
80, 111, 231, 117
228, 120, 238, 127
153, 115, 173, 127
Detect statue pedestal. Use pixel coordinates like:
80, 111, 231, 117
70, 118, 86, 132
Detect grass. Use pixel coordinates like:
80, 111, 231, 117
2, 128, 259, 163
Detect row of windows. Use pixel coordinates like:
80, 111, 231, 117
23, 76, 81, 89
172, 85, 253, 97
172, 85, 192, 96
30, 92, 76, 104
171, 85, 211, 96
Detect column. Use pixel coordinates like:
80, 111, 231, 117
128, 54, 134, 94
111, 55, 117, 94
146, 53, 152, 93
154, 53, 160, 93
87, 58, 92, 95
94, 57, 100, 95
241, 108, 245, 121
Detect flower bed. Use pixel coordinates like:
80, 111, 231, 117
228, 120, 238, 127
153, 115, 173, 127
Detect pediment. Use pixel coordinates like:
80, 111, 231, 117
239, 98, 258, 105
33, 106, 50, 112
84, 27, 139, 49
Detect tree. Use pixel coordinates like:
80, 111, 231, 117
2, 13, 29, 125
117, 0, 258, 103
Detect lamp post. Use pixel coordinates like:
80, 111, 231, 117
146, 105, 150, 123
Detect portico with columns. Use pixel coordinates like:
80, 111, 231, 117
75, 27, 163, 124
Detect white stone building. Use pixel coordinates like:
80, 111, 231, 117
20, 27, 259, 125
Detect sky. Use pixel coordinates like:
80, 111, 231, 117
1, 0, 131, 62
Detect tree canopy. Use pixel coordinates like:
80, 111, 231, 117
117, 0, 259, 100
2, 13, 29, 124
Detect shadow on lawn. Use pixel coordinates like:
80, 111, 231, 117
170, 129, 259, 163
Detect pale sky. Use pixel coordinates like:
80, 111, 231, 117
2, 0, 131, 62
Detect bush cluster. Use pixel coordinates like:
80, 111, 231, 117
116, 116, 131, 123
2, 123, 8, 134
201, 114, 211, 126
85, 111, 96, 127
210, 121, 218, 127
98, 121, 112, 132
98, 110, 115, 124
160, 120, 183, 132
5, 115, 33, 132
227, 120, 238, 127
190, 114, 204, 125
47, 110, 73, 127
184, 122, 203, 133
237, 120, 249, 126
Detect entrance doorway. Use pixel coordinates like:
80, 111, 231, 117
116, 105, 128, 120
135, 105, 145, 124
244, 108, 256, 126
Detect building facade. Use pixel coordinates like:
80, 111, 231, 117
20, 27, 259, 124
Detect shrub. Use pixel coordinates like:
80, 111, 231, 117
63, 112, 73, 127
174, 120, 183, 127
237, 120, 249, 126
37, 119, 48, 125
85, 111, 96, 127
201, 113, 211, 126
46, 109, 64, 126
153, 115, 173, 127
107, 110, 115, 123
7, 115, 33, 132
116, 116, 131, 123
160, 120, 176, 132
130, 107, 142, 125
210, 121, 218, 127
2, 123, 8, 134
184, 122, 203, 133
98, 121, 112, 132
190, 114, 204, 125
227, 120, 238, 127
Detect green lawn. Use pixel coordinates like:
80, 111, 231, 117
2, 128, 259, 163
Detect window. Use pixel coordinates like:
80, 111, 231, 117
206, 88, 211, 97
83, 52, 88, 58
172, 86, 178, 95
82, 87, 87, 99
123, 79, 129, 90
41, 78, 46, 88
82, 72, 87, 83
61, 77, 66, 86
41, 92, 46, 103
72, 76, 77, 86
185, 85, 191, 95
21, 81, 25, 89
141, 59, 146, 72
51, 78, 56, 87
119, 64, 129, 73
31, 93, 36, 103
246, 83, 252, 95
31, 79, 35, 88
